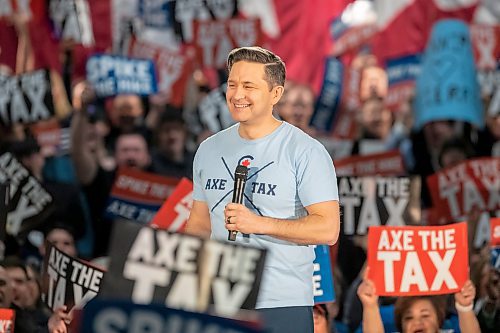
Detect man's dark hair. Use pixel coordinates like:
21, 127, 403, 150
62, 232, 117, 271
116, 127, 150, 148
43, 221, 77, 240
158, 107, 185, 127
227, 46, 286, 89
1, 256, 28, 277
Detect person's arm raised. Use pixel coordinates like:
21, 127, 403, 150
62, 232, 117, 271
357, 278, 384, 333
70, 82, 98, 185
184, 200, 212, 238
224, 200, 340, 245
455, 279, 481, 333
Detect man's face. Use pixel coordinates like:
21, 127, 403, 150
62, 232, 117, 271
111, 95, 144, 128
5, 267, 30, 309
226, 61, 282, 126
277, 85, 314, 129
115, 134, 151, 169
0, 267, 13, 308
359, 99, 392, 139
157, 123, 186, 156
423, 121, 454, 150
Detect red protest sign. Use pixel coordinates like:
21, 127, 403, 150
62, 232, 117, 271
491, 217, 500, 247
427, 157, 500, 224
150, 178, 193, 232
367, 223, 468, 296
111, 167, 180, 203
106, 168, 180, 224
335, 150, 404, 177
470, 24, 500, 71
128, 38, 194, 107
0, 308, 15, 333
331, 24, 377, 57
193, 18, 263, 69
331, 65, 361, 139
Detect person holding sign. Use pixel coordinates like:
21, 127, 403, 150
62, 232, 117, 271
186, 46, 340, 333
357, 277, 481, 333
71, 82, 155, 257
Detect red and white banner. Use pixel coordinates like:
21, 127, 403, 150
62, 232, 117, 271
30, 119, 71, 156
150, 178, 193, 232
332, 24, 377, 57
128, 38, 194, 106
0, 308, 15, 333
335, 150, 404, 177
106, 168, 180, 224
367, 222, 469, 296
427, 157, 500, 224
470, 24, 500, 71
193, 18, 263, 69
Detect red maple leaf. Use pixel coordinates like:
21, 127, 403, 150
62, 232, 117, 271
241, 159, 250, 167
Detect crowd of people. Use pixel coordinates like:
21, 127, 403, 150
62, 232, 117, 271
0, 6, 499, 333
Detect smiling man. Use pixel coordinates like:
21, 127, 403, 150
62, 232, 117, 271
185, 46, 340, 333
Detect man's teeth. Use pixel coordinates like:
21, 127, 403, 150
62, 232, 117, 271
235, 104, 250, 108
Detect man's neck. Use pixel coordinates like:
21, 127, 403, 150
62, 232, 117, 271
238, 117, 282, 140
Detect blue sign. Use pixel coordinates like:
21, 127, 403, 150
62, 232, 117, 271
138, 0, 173, 29
86, 54, 158, 97
414, 19, 484, 129
492, 247, 500, 271
386, 54, 421, 86
311, 57, 343, 132
313, 245, 335, 304
105, 196, 159, 224
80, 299, 263, 333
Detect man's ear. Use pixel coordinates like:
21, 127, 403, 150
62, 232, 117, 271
271, 85, 284, 106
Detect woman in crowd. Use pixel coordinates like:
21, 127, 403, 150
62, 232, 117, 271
357, 278, 481, 333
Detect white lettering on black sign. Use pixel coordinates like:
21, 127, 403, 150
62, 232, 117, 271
340, 177, 411, 235
0, 70, 54, 126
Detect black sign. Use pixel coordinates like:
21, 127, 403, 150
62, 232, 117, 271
0, 152, 54, 238
41, 243, 105, 312
0, 70, 54, 127
100, 221, 266, 317
339, 176, 419, 235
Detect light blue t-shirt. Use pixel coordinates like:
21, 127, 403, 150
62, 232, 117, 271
193, 122, 339, 308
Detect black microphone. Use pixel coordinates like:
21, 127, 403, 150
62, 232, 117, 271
228, 165, 248, 241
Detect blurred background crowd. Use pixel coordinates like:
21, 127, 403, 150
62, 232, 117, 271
0, 0, 498, 332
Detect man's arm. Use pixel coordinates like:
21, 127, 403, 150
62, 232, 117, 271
224, 200, 340, 245
70, 82, 98, 186
184, 200, 212, 238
